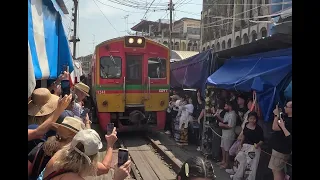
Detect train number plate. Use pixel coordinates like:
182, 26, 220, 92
97, 90, 106, 94
158, 89, 168, 93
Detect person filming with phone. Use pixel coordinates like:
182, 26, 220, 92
268, 101, 292, 180
38, 128, 131, 180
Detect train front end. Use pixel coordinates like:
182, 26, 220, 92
91, 36, 170, 132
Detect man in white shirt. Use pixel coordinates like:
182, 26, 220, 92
216, 101, 237, 169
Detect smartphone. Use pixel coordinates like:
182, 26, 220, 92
80, 108, 90, 119
106, 123, 114, 135
61, 80, 70, 96
118, 148, 129, 167
280, 112, 284, 119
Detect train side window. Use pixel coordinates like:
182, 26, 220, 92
148, 58, 166, 79
100, 56, 122, 79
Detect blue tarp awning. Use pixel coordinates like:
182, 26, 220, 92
170, 49, 213, 89
284, 81, 292, 99
207, 48, 292, 91
28, 0, 74, 81
207, 48, 292, 121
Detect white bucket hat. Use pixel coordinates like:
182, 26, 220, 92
71, 129, 103, 164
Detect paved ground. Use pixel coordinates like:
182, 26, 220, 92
149, 131, 231, 180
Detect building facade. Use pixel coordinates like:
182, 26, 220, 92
77, 54, 92, 75
201, 0, 273, 52
131, 18, 201, 52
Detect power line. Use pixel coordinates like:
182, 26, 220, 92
175, 0, 190, 9
95, 0, 146, 14
92, 0, 119, 35
142, 0, 156, 19
105, 0, 166, 10
173, 1, 292, 6
186, 4, 267, 26
203, 11, 292, 28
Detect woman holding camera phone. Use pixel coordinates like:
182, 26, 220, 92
37, 128, 131, 180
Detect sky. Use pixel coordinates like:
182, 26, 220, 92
62, 0, 202, 57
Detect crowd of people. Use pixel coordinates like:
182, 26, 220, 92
28, 72, 218, 180
28, 72, 131, 180
27, 70, 291, 180
165, 87, 292, 180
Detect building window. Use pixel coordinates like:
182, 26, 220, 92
100, 56, 122, 79
187, 27, 200, 35
148, 58, 166, 79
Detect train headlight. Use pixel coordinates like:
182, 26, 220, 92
128, 38, 134, 44
137, 38, 143, 44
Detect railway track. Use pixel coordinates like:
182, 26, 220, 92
87, 124, 182, 180
117, 133, 180, 180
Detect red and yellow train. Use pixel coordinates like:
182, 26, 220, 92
89, 36, 170, 132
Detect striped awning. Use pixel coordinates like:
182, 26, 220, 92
28, 0, 74, 81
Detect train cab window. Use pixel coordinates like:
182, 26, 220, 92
148, 58, 166, 79
100, 56, 122, 79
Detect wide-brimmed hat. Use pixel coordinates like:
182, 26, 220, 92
71, 129, 103, 164
28, 88, 59, 116
74, 82, 90, 97
52, 116, 85, 134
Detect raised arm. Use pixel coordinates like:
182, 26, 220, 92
28, 94, 72, 141
97, 128, 118, 176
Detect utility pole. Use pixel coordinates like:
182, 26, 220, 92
168, 0, 174, 52
231, 0, 237, 48
91, 34, 95, 53
70, 0, 80, 59
199, 11, 203, 52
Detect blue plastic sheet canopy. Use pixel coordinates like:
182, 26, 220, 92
207, 48, 292, 121
284, 81, 292, 100
28, 0, 74, 81
170, 50, 212, 89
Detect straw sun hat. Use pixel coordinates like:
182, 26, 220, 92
74, 82, 90, 97
52, 116, 86, 134
28, 88, 59, 116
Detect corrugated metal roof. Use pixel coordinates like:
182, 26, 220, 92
170, 51, 199, 62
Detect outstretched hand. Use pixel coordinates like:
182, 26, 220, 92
57, 94, 73, 112
114, 160, 131, 180
105, 127, 118, 148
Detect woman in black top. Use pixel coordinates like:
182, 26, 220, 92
193, 89, 204, 118
230, 112, 264, 180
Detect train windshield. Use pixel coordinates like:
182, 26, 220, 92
148, 58, 166, 79
100, 56, 122, 79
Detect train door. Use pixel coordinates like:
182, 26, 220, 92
144, 57, 169, 111
125, 55, 144, 105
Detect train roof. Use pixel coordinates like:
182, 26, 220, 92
95, 36, 169, 50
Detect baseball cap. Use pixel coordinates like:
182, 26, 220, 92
71, 129, 103, 164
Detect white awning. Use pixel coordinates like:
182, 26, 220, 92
170, 50, 199, 62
